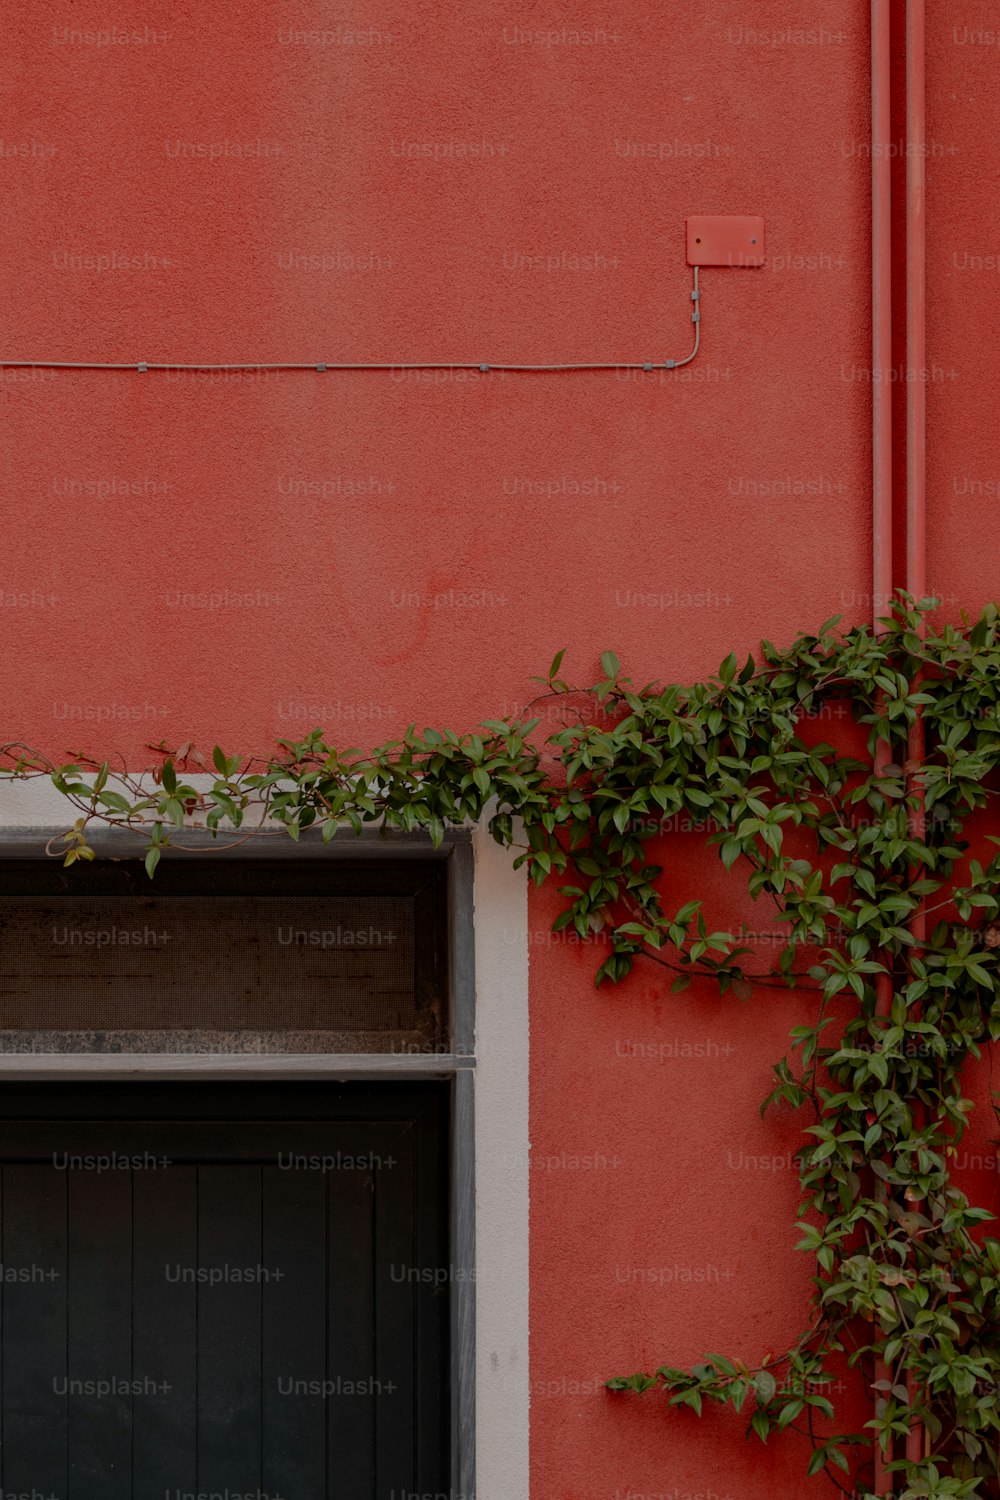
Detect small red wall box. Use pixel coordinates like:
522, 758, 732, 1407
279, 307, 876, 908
686, 216, 766, 267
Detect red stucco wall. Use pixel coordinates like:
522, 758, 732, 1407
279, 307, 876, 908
3, 3, 996, 1496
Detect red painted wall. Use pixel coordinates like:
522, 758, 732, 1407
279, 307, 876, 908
2, 3, 995, 1496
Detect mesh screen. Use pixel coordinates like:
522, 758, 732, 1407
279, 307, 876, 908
0, 874, 446, 1054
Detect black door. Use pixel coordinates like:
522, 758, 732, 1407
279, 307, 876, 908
0, 1083, 449, 1499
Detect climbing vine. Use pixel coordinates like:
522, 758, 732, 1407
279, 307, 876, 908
6, 595, 1000, 1498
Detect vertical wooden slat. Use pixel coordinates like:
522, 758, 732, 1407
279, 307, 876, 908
326, 1152, 376, 1493
374, 1126, 416, 1497
1, 1164, 68, 1494
195, 1163, 263, 1492
132, 1166, 198, 1498
261, 1162, 327, 1494
67, 1168, 132, 1500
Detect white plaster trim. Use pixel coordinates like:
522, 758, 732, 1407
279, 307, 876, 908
472, 819, 530, 1500
0, 774, 83, 827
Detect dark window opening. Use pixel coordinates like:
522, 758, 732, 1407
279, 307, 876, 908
0, 859, 449, 1054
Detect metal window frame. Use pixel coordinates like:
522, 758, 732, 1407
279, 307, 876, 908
0, 823, 477, 1499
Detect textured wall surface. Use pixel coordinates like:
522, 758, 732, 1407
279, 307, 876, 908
2, 2, 993, 1497
2, 0, 872, 762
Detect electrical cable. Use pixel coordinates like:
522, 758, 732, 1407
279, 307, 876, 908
0, 269, 700, 375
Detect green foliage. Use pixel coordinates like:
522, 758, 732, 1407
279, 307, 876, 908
7, 595, 1000, 1496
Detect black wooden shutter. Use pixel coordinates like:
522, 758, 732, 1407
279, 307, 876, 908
0, 1082, 449, 1498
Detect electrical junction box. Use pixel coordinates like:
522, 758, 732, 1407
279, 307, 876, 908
686, 215, 766, 267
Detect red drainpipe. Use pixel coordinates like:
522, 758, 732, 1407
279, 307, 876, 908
871, 1, 894, 1491
871, 0, 893, 640
905, 0, 928, 1471
871, 0, 928, 1484
906, 0, 927, 617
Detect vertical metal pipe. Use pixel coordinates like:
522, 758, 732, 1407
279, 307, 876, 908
907, 0, 927, 613
871, 3, 894, 1492
905, 0, 928, 1470
872, 0, 894, 636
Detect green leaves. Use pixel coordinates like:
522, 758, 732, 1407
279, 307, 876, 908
15, 597, 1000, 1495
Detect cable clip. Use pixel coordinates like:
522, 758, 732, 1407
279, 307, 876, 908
480, 364, 490, 373
137, 362, 148, 373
